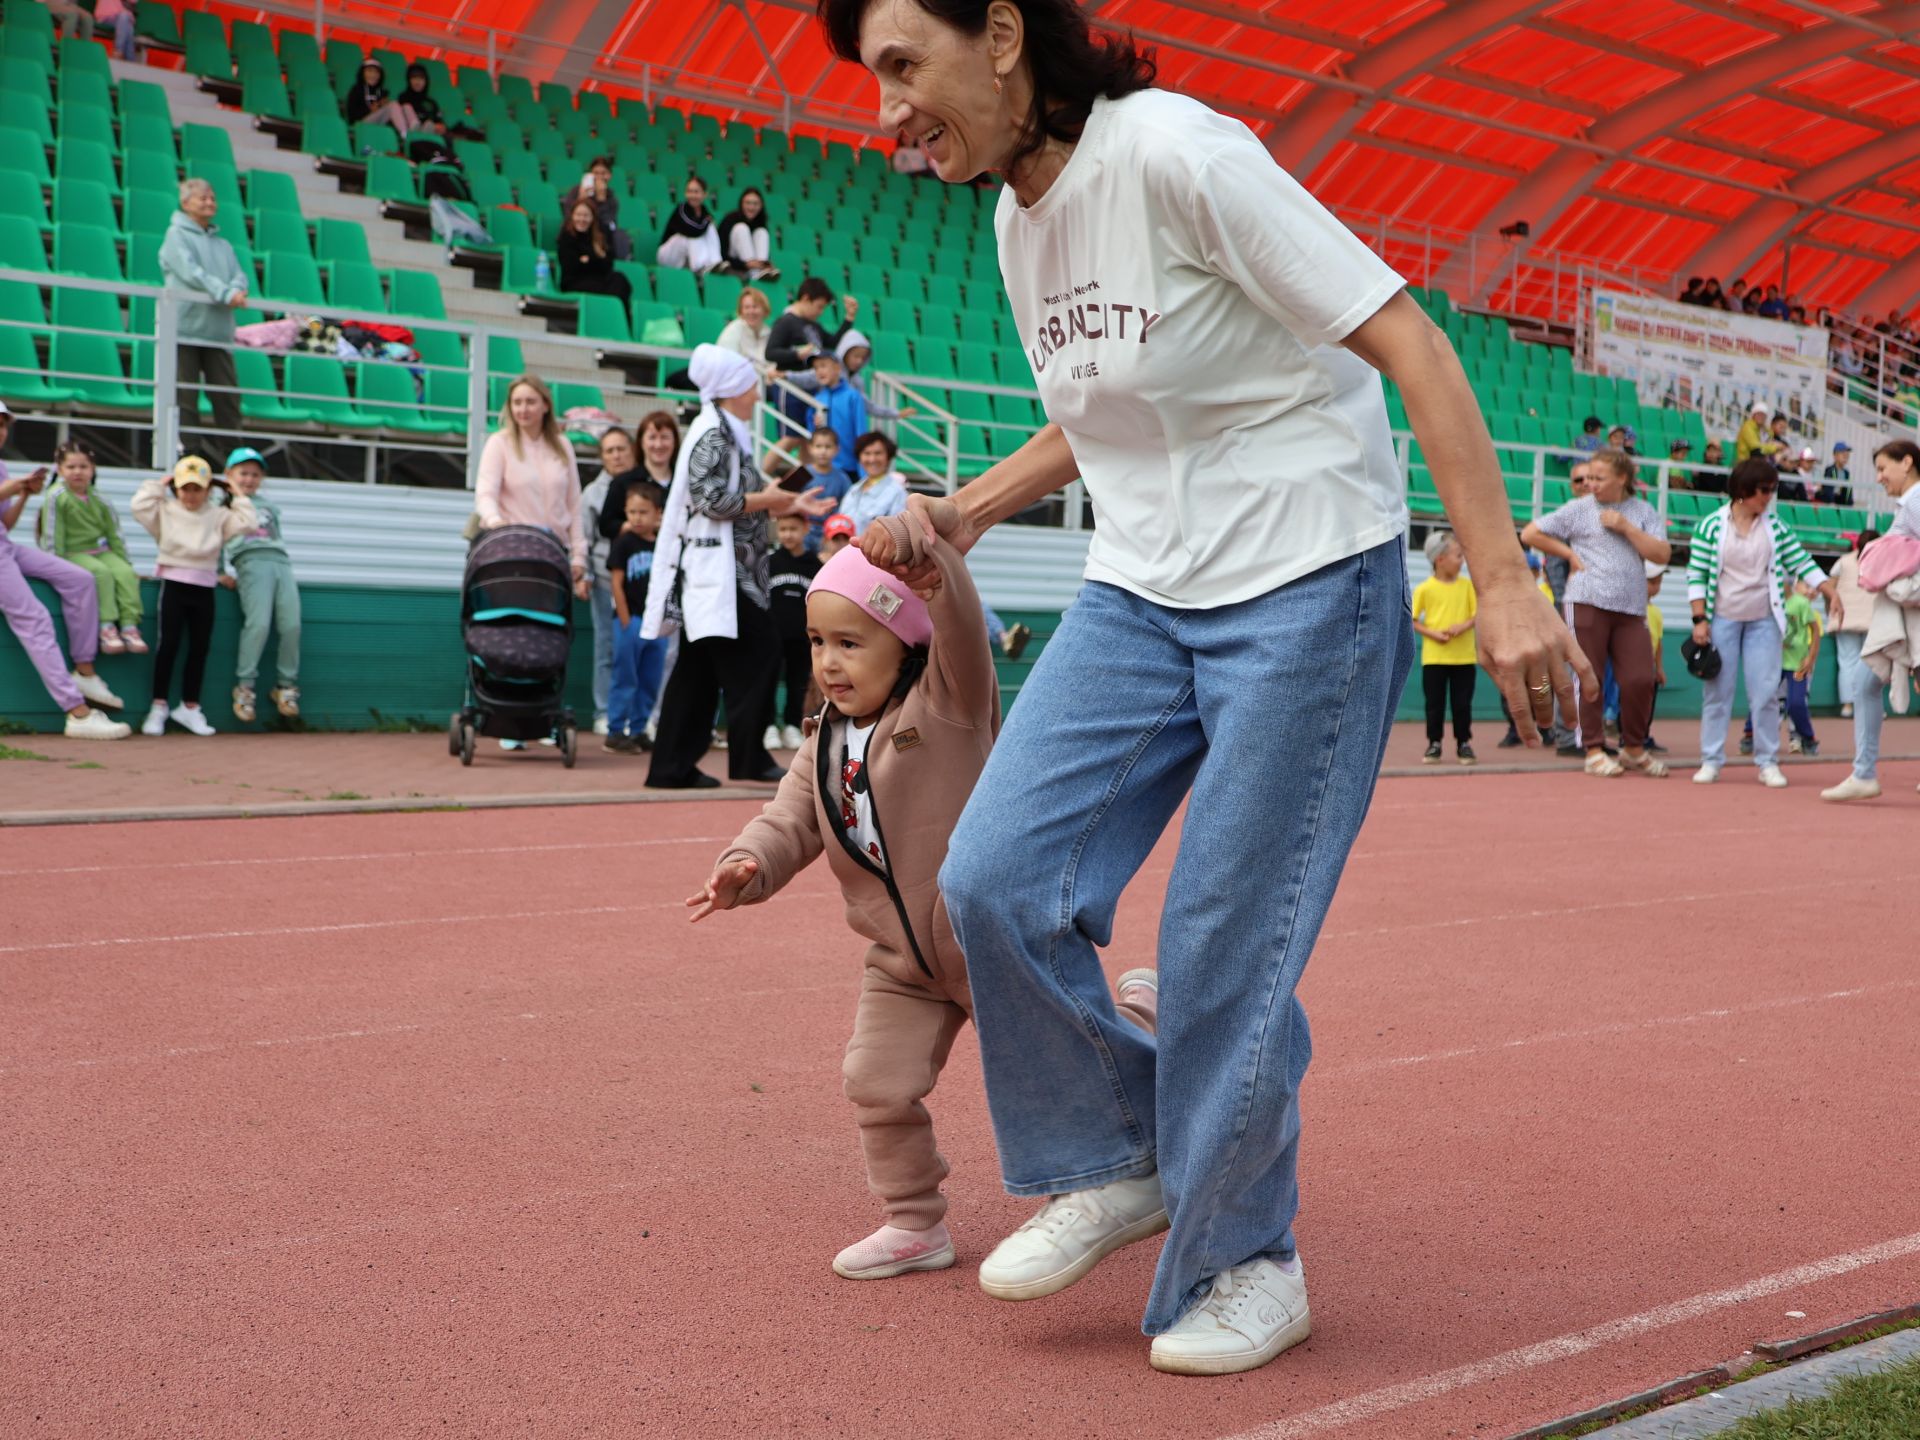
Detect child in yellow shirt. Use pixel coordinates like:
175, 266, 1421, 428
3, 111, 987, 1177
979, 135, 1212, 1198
1412, 531, 1478, 765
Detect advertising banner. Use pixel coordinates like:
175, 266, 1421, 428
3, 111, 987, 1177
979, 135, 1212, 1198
1587, 290, 1831, 447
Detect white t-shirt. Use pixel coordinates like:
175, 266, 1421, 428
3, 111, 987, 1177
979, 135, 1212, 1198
836, 719, 885, 872
995, 88, 1409, 610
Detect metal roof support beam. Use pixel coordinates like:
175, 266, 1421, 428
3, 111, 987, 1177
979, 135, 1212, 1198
1456, 3, 1920, 304
1849, 246, 1920, 313
1764, 85, 1900, 132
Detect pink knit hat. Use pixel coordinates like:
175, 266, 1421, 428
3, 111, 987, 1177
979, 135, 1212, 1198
807, 538, 933, 648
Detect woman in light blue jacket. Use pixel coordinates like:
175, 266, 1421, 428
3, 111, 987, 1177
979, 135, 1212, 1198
158, 179, 250, 435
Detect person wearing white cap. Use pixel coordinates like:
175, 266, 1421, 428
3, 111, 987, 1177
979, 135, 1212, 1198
0, 402, 130, 738
1735, 402, 1771, 462
641, 344, 835, 788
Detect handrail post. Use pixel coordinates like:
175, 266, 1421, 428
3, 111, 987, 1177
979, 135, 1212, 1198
152, 294, 180, 469
466, 328, 489, 490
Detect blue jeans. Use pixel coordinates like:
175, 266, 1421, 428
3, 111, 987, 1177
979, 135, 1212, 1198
941, 539, 1413, 1336
608, 616, 668, 736
1837, 632, 1886, 780
589, 575, 614, 722
1700, 616, 1783, 768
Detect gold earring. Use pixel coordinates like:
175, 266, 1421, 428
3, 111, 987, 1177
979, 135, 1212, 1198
993, 72, 1003, 95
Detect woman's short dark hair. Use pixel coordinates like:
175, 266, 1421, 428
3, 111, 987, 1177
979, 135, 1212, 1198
855, 430, 897, 461
1874, 438, 1920, 472
795, 276, 835, 304
1854, 528, 1880, 553
817, 0, 1156, 173
1728, 457, 1779, 501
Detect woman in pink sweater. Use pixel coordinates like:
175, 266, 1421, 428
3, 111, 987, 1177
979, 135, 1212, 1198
475, 376, 589, 599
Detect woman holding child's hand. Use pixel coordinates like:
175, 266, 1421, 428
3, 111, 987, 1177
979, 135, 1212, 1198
824, 0, 1592, 1376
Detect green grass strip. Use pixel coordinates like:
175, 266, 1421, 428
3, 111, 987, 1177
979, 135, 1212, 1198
1700, 1352, 1920, 1438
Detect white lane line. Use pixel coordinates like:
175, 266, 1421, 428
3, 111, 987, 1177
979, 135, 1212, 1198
1320, 886, 1776, 942
1329, 980, 1920, 1077
0, 835, 733, 879
0, 980, 848, 1077
0, 901, 679, 956
1222, 1230, 1920, 1440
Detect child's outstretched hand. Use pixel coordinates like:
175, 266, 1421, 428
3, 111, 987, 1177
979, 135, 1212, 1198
687, 856, 758, 922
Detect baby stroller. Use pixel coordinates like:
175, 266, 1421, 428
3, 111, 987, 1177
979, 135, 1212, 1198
450, 524, 579, 767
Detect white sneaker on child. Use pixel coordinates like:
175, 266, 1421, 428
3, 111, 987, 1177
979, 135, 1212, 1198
71, 671, 123, 709
832, 1222, 956, 1281
170, 705, 216, 737
978, 1172, 1168, 1301
762, 724, 785, 753
1149, 1257, 1310, 1375
140, 702, 169, 736
782, 724, 805, 751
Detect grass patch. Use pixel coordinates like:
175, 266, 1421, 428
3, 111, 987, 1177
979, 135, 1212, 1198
1701, 1352, 1920, 1438
368, 709, 441, 734
0, 718, 33, 736
324, 791, 368, 801
67, 760, 106, 770
0, 743, 53, 762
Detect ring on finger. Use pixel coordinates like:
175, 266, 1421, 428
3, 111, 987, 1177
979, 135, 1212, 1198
1529, 679, 1552, 696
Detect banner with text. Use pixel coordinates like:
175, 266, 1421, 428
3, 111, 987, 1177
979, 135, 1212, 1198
1587, 290, 1831, 449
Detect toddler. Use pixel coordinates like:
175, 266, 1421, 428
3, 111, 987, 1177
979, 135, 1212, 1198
818, 512, 855, 560
689, 506, 1154, 1281
1411, 531, 1478, 765
605, 481, 667, 753
133, 457, 256, 736
766, 512, 821, 754
218, 448, 302, 722
37, 440, 147, 654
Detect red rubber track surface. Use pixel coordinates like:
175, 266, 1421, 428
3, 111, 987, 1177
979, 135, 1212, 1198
4, 771, 1917, 1439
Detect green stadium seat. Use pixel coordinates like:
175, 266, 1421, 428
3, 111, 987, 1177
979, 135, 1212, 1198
486, 334, 523, 376
262, 253, 325, 306
252, 209, 311, 259
54, 223, 122, 281
56, 93, 116, 150
116, 78, 173, 128
387, 269, 446, 319
485, 206, 534, 252
355, 360, 443, 432
0, 127, 51, 190
501, 245, 558, 296
454, 65, 493, 100
575, 293, 630, 343
59, 68, 115, 119
181, 11, 232, 79
468, 172, 514, 214
242, 72, 295, 121
553, 382, 605, 426
0, 185, 52, 236
0, 215, 49, 272
367, 47, 406, 81
136, 1, 183, 48
0, 327, 73, 405
420, 362, 472, 433
0, 91, 52, 146
279, 29, 323, 76
4, 1, 56, 43
244, 170, 303, 221
453, 139, 497, 176
365, 155, 419, 203
327, 260, 386, 312
413, 327, 464, 370
354, 122, 402, 158
324, 41, 364, 91
52, 327, 141, 410
652, 266, 701, 313
1, 58, 52, 113
55, 32, 110, 81
955, 341, 998, 385
312, 218, 371, 268
229, 19, 275, 60
123, 120, 181, 171
0, 276, 45, 328
228, 348, 296, 425
50, 285, 122, 339
281, 353, 370, 427
496, 73, 535, 108
577, 90, 612, 127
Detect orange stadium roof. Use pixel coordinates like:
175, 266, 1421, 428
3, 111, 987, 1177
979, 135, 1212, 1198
226, 0, 1920, 316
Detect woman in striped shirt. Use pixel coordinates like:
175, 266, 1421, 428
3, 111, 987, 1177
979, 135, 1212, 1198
1686, 458, 1841, 788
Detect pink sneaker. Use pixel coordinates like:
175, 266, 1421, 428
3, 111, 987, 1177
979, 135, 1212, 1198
98, 622, 126, 654
831, 1221, 956, 1281
120, 624, 148, 654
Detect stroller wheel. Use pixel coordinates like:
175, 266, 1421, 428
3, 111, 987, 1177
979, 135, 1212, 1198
459, 722, 475, 766
559, 724, 578, 769
447, 712, 462, 757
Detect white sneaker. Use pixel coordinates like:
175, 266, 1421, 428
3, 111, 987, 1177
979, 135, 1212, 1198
782, 723, 805, 751
1821, 775, 1881, 802
978, 1172, 1168, 1302
140, 701, 169, 736
831, 1222, 955, 1281
170, 704, 216, 737
65, 708, 131, 740
1692, 764, 1720, 784
70, 671, 123, 710
1757, 764, 1787, 789
762, 724, 784, 753
1149, 1257, 1311, 1376
592, 715, 609, 736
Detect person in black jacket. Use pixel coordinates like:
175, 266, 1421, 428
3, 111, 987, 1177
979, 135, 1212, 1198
558, 200, 633, 307
657, 175, 723, 273
718, 187, 779, 280
765, 277, 861, 430
765, 512, 821, 752
342, 60, 415, 135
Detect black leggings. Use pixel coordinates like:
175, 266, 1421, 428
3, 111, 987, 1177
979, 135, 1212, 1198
647, 591, 781, 783
152, 579, 216, 706
1422, 662, 1476, 744
778, 632, 811, 727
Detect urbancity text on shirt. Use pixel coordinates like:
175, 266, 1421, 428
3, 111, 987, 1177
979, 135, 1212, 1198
995, 88, 1409, 610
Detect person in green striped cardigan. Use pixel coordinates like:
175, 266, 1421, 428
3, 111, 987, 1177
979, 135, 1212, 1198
1686, 457, 1842, 788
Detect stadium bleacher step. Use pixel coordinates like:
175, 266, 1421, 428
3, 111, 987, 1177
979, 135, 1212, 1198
106, 56, 631, 404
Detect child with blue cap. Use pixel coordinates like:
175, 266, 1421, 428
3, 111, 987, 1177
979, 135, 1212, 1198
219, 446, 302, 722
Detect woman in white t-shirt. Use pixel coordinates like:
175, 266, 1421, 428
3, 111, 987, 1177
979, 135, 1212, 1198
820, 0, 1590, 1377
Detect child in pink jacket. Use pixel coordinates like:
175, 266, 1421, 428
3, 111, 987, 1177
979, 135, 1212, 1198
689, 505, 1155, 1281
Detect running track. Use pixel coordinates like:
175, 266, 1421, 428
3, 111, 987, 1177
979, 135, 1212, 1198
4, 769, 1917, 1438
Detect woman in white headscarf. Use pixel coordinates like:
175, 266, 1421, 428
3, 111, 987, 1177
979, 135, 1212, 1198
643, 345, 835, 788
